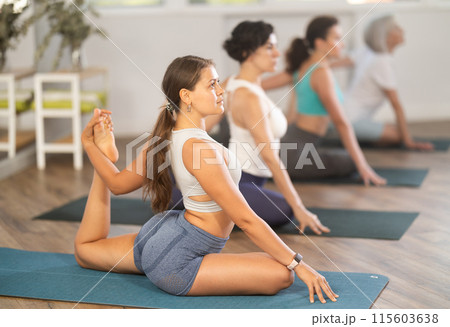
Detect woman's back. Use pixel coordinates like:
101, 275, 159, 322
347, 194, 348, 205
294, 65, 329, 117
293, 61, 343, 136
170, 127, 242, 238
344, 48, 396, 122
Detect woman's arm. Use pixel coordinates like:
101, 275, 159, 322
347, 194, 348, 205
312, 68, 386, 186
329, 56, 354, 69
81, 110, 148, 195
182, 138, 337, 302
231, 89, 328, 234
83, 143, 146, 195
286, 91, 298, 124
385, 89, 433, 150
261, 71, 293, 91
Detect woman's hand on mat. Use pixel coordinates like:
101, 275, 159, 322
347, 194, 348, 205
294, 261, 338, 304
359, 164, 387, 187
405, 140, 434, 151
81, 108, 112, 146
294, 207, 330, 235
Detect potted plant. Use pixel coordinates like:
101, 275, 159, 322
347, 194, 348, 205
35, 0, 105, 71
0, 0, 39, 72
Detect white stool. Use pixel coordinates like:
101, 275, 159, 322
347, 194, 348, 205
0, 70, 34, 158
34, 73, 83, 170
34, 68, 108, 170
34, 67, 107, 170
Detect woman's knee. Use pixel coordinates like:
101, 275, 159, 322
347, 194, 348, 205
240, 186, 293, 226
282, 268, 295, 289
268, 191, 293, 217
74, 242, 90, 269
266, 266, 295, 295
315, 149, 356, 177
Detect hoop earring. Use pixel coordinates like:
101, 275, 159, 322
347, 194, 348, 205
187, 104, 191, 113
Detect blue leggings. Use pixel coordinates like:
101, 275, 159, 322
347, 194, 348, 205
170, 172, 294, 227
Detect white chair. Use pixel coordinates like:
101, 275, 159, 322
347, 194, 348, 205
34, 68, 107, 170
0, 71, 34, 158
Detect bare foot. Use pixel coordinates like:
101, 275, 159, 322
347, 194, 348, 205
81, 108, 101, 146
93, 114, 119, 163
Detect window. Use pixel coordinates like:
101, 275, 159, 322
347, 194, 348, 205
92, 0, 161, 7
190, 0, 260, 4
347, 0, 418, 3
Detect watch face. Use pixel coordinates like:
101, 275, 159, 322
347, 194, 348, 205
295, 253, 302, 263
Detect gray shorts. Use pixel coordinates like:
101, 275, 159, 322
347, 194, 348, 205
326, 119, 384, 142
134, 210, 228, 296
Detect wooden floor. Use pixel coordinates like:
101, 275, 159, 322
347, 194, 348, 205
0, 121, 449, 309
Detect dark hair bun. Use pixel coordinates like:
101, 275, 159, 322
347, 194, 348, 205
223, 20, 274, 63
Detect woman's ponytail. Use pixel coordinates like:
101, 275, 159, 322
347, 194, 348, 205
285, 38, 310, 74
143, 106, 176, 212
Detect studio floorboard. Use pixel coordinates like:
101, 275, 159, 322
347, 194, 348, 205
1, 121, 449, 309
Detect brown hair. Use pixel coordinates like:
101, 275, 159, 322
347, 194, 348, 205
143, 55, 214, 212
285, 16, 338, 74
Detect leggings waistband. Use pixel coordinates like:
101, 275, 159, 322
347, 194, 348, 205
175, 210, 229, 249
239, 171, 268, 187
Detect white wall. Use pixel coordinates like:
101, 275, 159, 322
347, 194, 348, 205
81, 12, 227, 136
7, 2, 450, 136
3, 9, 35, 131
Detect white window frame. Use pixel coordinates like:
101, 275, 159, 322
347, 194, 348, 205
94, 0, 450, 16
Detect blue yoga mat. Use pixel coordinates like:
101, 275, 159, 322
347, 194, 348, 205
0, 248, 389, 309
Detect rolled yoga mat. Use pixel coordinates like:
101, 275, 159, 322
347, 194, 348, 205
321, 138, 450, 152
33, 197, 418, 240
0, 248, 389, 309
295, 167, 428, 187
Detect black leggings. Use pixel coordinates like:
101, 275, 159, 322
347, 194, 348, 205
281, 124, 356, 180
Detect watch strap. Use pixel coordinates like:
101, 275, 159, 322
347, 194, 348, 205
287, 253, 303, 270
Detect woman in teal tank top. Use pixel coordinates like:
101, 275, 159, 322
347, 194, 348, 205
293, 67, 343, 116
263, 16, 386, 186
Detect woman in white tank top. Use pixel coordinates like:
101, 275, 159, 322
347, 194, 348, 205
218, 21, 330, 234
73, 55, 337, 301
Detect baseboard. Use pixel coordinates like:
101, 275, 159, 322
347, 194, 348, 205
0, 144, 36, 181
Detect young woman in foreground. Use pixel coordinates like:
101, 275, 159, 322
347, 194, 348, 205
172, 21, 330, 234
75, 55, 337, 302
263, 16, 386, 186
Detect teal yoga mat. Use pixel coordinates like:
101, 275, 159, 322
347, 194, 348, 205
271, 207, 418, 240
33, 196, 154, 225
297, 168, 428, 187
0, 248, 388, 309
34, 198, 418, 240
322, 138, 450, 152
